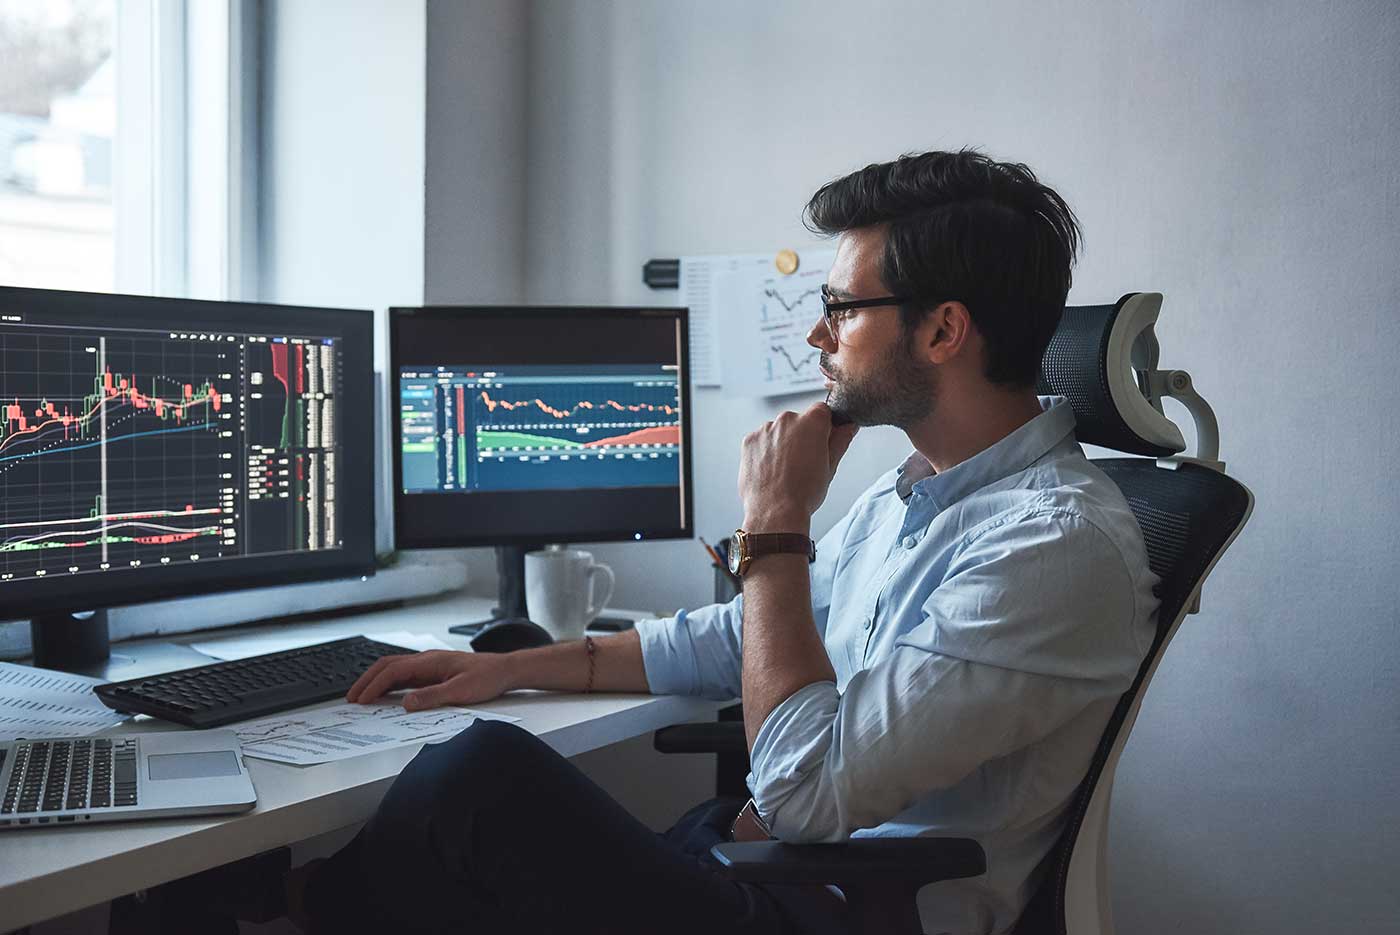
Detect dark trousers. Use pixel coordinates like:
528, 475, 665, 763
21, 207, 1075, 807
304, 719, 850, 935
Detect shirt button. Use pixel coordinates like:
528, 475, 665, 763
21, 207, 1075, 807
862, 616, 873, 630
902, 535, 917, 550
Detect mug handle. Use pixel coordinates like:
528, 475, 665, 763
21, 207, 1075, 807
586, 562, 616, 621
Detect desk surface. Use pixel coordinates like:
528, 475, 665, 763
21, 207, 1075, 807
1, 594, 718, 930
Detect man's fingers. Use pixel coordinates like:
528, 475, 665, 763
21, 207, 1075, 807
403, 675, 466, 711
828, 421, 859, 469
350, 656, 437, 704
347, 655, 405, 702
349, 660, 408, 704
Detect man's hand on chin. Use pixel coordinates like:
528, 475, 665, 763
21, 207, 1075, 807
737, 403, 855, 751
738, 402, 859, 533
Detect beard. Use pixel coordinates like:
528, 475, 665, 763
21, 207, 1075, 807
822, 339, 938, 429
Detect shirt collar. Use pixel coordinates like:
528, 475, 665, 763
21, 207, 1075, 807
895, 396, 1077, 506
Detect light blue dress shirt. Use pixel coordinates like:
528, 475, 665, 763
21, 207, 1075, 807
636, 397, 1160, 935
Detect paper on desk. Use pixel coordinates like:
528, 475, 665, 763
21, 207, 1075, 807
189, 629, 455, 661
0, 662, 128, 741
234, 700, 519, 766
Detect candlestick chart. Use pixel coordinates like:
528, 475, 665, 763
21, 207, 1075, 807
0, 321, 343, 583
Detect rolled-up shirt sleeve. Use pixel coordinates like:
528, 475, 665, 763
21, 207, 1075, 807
636, 596, 745, 700
748, 509, 1146, 843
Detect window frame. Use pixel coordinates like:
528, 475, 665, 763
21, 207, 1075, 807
114, 0, 258, 301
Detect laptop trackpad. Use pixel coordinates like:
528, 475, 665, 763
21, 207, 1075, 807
148, 751, 242, 780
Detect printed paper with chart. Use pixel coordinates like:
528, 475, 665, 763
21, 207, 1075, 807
715, 249, 836, 398
233, 700, 521, 766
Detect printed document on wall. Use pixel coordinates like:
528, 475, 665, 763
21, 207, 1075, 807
714, 249, 836, 398
678, 253, 772, 387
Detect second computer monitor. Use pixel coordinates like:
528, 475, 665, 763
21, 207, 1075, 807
390, 306, 692, 548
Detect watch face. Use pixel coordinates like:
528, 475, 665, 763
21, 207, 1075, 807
728, 544, 742, 575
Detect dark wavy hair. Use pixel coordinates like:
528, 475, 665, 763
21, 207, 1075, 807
804, 149, 1081, 387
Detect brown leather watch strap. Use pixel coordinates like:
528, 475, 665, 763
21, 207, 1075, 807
744, 532, 817, 562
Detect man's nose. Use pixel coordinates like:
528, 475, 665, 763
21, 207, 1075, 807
807, 316, 835, 352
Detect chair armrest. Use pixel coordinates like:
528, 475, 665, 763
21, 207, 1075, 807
710, 837, 986, 887
653, 721, 749, 755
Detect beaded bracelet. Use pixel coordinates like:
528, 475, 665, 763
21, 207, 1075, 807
584, 635, 597, 693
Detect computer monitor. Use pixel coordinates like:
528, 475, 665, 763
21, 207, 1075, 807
0, 287, 377, 671
390, 305, 692, 626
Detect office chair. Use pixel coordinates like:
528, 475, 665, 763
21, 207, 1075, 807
654, 293, 1254, 935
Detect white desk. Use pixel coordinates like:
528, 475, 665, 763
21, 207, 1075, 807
1, 594, 721, 931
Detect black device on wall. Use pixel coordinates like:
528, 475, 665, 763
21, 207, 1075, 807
389, 304, 693, 632
0, 286, 378, 671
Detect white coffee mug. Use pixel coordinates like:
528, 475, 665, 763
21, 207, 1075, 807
525, 548, 616, 642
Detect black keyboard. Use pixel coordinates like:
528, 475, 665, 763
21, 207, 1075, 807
1, 738, 134, 825
93, 636, 415, 728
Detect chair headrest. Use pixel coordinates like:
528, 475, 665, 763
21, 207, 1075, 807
1037, 292, 1186, 458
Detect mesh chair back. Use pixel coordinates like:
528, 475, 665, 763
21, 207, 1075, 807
1012, 462, 1251, 934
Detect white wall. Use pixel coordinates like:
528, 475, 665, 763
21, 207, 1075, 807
423, 1, 1400, 932
424, 0, 528, 304
260, 0, 426, 314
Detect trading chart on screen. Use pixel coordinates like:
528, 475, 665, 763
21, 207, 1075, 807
399, 364, 682, 493
0, 318, 343, 583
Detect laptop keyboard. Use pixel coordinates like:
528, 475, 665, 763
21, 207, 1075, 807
1, 737, 136, 822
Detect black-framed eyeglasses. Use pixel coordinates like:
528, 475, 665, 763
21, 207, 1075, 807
820, 283, 911, 342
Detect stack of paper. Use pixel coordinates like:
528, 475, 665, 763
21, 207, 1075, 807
0, 662, 127, 741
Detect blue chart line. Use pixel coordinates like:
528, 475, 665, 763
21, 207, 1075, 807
0, 421, 215, 465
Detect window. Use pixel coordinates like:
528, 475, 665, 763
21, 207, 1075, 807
0, 0, 255, 300
0, 0, 116, 292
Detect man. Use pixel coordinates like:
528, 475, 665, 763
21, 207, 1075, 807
279, 150, 1159, 935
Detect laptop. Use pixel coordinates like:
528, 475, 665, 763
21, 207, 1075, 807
0, 730, 256, 829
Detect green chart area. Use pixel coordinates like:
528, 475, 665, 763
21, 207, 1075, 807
476, 430, 583, 450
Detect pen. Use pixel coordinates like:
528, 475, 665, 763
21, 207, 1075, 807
698, 536, 724, 568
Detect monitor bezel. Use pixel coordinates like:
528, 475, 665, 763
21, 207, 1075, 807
389, 304, 694, 549
0, 286, 378, 620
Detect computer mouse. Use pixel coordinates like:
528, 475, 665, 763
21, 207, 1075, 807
469, 619, 555, 654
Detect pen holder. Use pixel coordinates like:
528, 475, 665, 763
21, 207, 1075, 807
714, 536, 741, 603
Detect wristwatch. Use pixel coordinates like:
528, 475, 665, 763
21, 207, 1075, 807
728, 529, 816, 577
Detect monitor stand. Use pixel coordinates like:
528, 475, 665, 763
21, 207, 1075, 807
29, 609, 128, 675
448, 544, 546, 638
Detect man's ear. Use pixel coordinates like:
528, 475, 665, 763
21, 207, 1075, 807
919, 301, 973, 366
